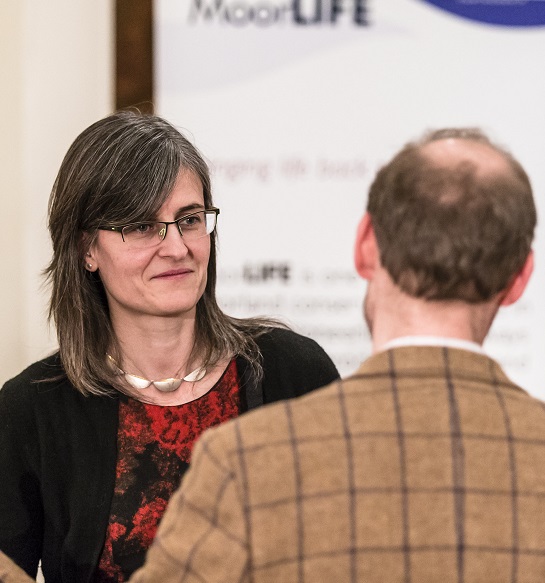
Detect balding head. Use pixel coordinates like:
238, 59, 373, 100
366, 128, 536, 302
423, 137, 511, 176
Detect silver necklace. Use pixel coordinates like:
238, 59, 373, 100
107, 354, 206, 393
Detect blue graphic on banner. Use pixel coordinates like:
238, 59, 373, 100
421, 0, 545, 26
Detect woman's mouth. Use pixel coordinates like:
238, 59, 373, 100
153, 268, 193, 280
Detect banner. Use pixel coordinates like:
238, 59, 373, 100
155, 0, 545, 397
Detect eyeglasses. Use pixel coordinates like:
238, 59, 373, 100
98, 207, 220, 249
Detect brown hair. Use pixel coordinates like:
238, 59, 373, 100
46, 111, 280, 396
367, 128, 536, 302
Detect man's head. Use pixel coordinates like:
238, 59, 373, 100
360, 128, 536, 303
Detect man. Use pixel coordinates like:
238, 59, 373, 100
1, 127, 543, 582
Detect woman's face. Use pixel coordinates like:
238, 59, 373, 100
88, 170, 211, 328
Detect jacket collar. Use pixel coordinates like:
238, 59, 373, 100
352, 345, 521, 394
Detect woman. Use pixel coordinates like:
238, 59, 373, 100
0, 111, 339, 583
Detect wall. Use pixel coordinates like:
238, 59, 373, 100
0, 0, 114, 385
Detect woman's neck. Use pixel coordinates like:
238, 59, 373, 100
111, 312, 198, 382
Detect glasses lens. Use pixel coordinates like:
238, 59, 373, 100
177, 210, 217, 240
118, 210, 217, 248
121, 222, 164, 248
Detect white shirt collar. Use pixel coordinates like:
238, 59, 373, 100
378, 335, 486, 355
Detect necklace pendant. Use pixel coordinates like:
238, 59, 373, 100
124, 373, 153, 390
153, 378, 183, 392
183, 367, 206, 382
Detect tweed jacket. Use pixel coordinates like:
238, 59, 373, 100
127, 345, 545, 583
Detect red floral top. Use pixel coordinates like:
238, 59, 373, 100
94, 360, 240, 582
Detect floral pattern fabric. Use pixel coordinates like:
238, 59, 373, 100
94, 360, 240, 582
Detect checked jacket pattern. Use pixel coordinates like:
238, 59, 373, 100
131, 346, 545, 583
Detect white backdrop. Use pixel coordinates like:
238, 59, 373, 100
155, 0, 545, 397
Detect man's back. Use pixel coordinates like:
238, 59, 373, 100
134, 345, 545, 583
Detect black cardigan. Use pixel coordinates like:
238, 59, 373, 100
0, 328, 339, 583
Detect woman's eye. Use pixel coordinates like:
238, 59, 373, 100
125, 223, 155, 236
180, 213, 203, 228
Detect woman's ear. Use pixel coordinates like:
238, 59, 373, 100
81, 233, 98, 272
500, 250, 534, 307
354, 212, 379, 281
84, 252, 97, 272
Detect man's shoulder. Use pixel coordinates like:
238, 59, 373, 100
199, 376, 343, 459
352, 345, 545, 427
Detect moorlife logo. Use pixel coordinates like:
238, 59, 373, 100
188, 0, 369, 26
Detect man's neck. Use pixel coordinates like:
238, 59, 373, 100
367, 276, 499, 355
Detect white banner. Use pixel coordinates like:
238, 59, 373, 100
155, 0, 545, 397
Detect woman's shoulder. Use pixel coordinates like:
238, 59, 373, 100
256, 326, 333, 362
0, 354, 68, 428
0, 353, 87, 414
1, 353, 65, 395
1, 353, 117, 423
255, 326, 340, 398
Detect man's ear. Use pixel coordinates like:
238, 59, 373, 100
354, 212, 379, 281
500, 250, 534, 306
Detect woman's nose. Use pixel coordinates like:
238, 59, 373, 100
157, 223, 190, 256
